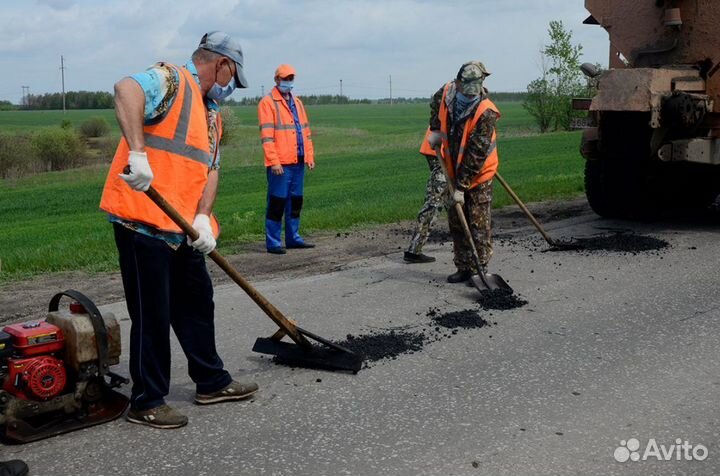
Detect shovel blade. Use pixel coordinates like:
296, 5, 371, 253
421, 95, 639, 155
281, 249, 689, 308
253, 338, 363, 373
470, 273, 514, 294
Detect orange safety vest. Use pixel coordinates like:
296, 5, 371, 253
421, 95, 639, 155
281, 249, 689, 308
258, 88, 315, 167
100, 63, 221, 237
419, 127, 436, 156
437, 82, 500, 189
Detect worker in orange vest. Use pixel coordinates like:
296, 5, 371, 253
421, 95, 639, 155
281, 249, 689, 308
426, 61, 500, 283
258, 64, 316, 254
99, 31, 258, 430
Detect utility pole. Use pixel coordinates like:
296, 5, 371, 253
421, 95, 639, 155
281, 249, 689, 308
21, 86, 29, 108
261, 85, 265, 96
340, 79, 343, 97
389, 74, 393, 105
60, 55, 66, 114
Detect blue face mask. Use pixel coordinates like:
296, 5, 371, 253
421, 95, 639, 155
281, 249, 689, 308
455, 91, 478, 108
207, 77, 236, 101
278, 80, 294, 93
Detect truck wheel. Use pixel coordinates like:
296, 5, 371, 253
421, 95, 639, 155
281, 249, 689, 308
584, 112, 653, 218
584, 159, 625, 218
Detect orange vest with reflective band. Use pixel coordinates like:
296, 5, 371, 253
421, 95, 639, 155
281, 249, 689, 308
100, 64, 221, 237
438, 83, 500, 189
419, 127, 436, 156
258, 88, 315, 167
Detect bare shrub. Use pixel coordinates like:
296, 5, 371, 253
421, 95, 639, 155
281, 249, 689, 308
0, 133, 35, 179
31, 127, 88, 171
79, 116, 111, 138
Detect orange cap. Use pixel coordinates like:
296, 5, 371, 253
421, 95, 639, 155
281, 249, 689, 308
274, 64, 296, 79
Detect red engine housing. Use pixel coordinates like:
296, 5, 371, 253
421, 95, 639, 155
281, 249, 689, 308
2, 321, 67, 400
5, 356, 67, 400
3, 321, 64, 356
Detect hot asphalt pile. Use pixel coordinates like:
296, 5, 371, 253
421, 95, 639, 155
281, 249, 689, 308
477, 289, 529, 310
497, 231, 670, 256
338, 302, 523, 368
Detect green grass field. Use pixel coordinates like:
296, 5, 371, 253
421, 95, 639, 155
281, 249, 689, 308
0, 103, 584, 282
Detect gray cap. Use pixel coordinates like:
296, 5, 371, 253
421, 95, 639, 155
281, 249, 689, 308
456, 61, 490, 95
198, 31, 248, 88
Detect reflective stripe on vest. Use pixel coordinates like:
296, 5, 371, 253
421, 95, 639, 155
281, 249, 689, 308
144, 70, 211, 165
438, 82, 500, 189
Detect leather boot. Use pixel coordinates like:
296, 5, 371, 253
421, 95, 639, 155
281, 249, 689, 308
447, 270, 472, 283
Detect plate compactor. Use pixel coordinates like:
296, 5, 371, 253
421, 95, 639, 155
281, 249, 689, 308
0, 291, 129, 443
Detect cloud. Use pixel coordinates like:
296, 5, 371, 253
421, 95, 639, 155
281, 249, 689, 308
0, 0, 609, 103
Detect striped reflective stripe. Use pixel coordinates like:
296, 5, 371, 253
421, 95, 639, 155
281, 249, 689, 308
144, 69, 211, 165
261, 122, 303, 131
273, 99, 283, 128
261, 137, 275, 143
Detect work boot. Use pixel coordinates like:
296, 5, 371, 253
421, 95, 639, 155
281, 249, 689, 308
195, 380, 259, 405
0, 460, 29, 476
403, 251, 436, 263
267, 247, 287, 255
447, 270, 472, 283
286, 242, 315, 249
126, 404, 188, 429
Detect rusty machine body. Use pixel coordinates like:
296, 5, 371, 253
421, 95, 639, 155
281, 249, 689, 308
580, 0, 720, 217
0, 291, 128, 443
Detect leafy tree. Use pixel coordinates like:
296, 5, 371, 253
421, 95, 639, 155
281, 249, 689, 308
524, 20, 586, 131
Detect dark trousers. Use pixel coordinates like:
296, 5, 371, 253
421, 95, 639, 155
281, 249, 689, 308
113, 224, 231, 410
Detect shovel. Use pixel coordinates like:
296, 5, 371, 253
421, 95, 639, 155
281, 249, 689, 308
494, 173, 582, 251
143, 186, 363, 373
434, 149, 513, 294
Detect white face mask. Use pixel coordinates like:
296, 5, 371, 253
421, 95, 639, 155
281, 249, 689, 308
278, 80, 294, 93
207, 77, 236, 101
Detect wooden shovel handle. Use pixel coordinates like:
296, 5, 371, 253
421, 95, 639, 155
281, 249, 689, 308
144, 186, 310, 348
493, 173, 556, 247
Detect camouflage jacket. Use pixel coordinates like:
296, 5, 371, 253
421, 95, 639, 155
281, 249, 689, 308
429, 82, 498, 191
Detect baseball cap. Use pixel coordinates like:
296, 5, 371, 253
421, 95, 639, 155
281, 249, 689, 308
456, 61, 491, 95
275, 64, 296, 79
198, 31, 248, 88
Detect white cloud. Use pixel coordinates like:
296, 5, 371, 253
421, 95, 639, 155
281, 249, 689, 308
0, 0, 609, 103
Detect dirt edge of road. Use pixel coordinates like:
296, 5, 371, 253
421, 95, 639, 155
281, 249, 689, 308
0, 198, 594, 324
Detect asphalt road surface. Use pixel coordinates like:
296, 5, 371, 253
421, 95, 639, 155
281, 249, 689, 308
2, 209, 718, 476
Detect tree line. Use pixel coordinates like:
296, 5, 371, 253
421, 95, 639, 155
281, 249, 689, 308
21, 91, 114, 110
5, 90, 530, 111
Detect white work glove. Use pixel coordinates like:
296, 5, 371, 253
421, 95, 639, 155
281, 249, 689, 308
453, 189, 465, 205
427, 131, 443, 149
119, 151, 153, 192
187, 214, 216, 254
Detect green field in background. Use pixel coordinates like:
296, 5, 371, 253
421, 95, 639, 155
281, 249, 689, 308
0, 103, 584, 282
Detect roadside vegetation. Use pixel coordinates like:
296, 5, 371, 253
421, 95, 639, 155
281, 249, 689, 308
0, 103, 583, 282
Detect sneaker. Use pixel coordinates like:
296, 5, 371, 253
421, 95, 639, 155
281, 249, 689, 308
126, 404, 188, 429
0, 460, 29, 476
195, 380, 259, 405
403, 251, 436, 263
447, 270, 472, 283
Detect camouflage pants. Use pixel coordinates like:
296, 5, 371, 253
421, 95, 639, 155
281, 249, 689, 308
407, 154, 448, 254
447, 180, 493, 272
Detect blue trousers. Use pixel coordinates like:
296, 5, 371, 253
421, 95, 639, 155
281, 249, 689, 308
113, 224, 232, 411
266, 163, 307, 249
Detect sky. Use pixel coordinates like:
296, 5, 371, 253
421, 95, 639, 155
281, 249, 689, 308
0, 0, 610, 104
